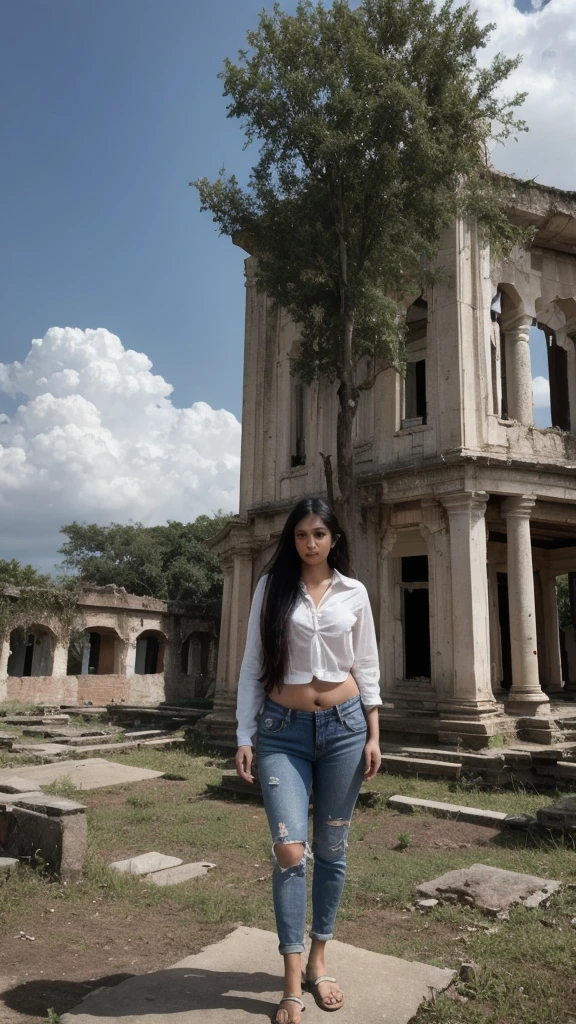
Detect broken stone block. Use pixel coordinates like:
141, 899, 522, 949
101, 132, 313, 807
109, 852, 183, 875
0, 856, 19, 877
418, 863, 560, 916
143, 861, 216, 886
416, 898, 439, 909
1, 803, 87, 881
459, 962, 482, 983
536, 795, 576, 831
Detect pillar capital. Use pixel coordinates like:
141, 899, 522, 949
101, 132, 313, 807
502, 495, 536, 520
500, 313, 533, 337
440, 491, 489, 523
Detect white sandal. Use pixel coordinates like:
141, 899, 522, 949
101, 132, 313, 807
304, 975, 344, 1012
273, 995, 306, 1023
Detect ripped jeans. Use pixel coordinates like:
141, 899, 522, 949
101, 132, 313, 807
256, 694, 367, 955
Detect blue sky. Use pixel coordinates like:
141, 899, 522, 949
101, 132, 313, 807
0, 0, 275, 421
0, 0, 572, 567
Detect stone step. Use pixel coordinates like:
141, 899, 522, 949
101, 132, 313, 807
2, 714, 70, 725
380, 754, 462, 780
388, 794, 508, 828
0, 733, 16, 748
20, 726, 110, 739
62, 736, 186, 755
123, 729, 170, 739
382, 744, 506, 772
533, 760, 576, 780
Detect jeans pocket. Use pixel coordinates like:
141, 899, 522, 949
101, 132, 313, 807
340, 706, 367, 733
259, 711, 289, 734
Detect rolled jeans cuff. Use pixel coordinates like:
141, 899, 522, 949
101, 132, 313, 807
278, 942, 306, 955
309, 931, 333, 942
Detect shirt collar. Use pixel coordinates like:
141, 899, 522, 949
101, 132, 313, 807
299, 568, 356, 592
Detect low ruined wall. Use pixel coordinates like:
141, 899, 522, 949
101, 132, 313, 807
4, 673, 167, 706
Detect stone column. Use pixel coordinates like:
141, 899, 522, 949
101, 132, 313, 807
487, 564, 505, 698
205, 559, 238, 740
124, 640, 137, 677
0, 635, 10, 679
52, 641, 69, 677
502, 496, 549, 715
541, 567, 564, 695
0, 635, 9, 700
503, 315, 534, 426
419, 500, 453, 702
439, 492, 496, 713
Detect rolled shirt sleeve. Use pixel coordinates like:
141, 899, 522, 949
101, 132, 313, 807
236, 575, 267, 746
351, 585, 382, 707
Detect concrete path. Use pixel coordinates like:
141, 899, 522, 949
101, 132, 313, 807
61, 927, 454, 1024
0, 758, 164, 791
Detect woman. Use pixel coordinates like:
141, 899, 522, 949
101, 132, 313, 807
235, 497, 382, 1024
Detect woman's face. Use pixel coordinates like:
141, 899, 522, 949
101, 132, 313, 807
294, 514, 334, 567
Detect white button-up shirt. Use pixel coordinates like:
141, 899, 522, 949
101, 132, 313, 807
236, 569, 382, 746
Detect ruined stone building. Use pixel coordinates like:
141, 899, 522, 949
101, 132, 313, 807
0, 586, 219, 706
207, 180, 576, 750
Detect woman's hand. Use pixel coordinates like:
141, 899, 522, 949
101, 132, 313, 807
235, 744, 254, 783
363, 738, 382, 781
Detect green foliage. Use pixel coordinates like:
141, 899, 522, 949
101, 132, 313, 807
396, 830, 411, 849
0, 559, 80, 641
193, 0, 529, 405
57, 512, 232, 603
556, 574, 573, 632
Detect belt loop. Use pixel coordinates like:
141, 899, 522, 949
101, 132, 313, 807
334, 703, 344, 725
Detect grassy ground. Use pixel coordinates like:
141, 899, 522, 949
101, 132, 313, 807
1, 742, 576, 1023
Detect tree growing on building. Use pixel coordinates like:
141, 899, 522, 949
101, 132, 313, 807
193, 0, 530, 542
0, 558, 80, 646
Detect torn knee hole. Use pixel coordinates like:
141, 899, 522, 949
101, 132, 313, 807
326, 819, 350, 827
273, 840, 305, 868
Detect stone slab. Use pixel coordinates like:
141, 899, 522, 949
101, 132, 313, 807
418, 863, 560, 915
0, 776, 45, 794
2, 715, 69, 725
8, 793, 87, 817
144, 862, 216, 886
537, 794, 576, 829
0, 758, 164, 791
381, 755, 462, 779
0, 857, 19, 877
61, 926, 455, 1024
12, 743, 71, 755
110, 853, 183, 875
388, 794, 508, 827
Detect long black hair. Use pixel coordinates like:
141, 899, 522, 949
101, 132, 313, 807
259, 497, 351, 693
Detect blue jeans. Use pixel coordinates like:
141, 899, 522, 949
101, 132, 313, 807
256, 694, 367, 955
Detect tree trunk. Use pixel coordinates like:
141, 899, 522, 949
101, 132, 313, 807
334, 312, 359, 564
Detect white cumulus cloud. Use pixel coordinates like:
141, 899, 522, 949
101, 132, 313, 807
532, 374, 551, 407
470, 0, 576, 190
0, 327, 240, 568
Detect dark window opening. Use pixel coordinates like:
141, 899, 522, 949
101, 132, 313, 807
401, 556, 429, 583
497, 573, 512, 689
404, 589, 431, 678
403, 359, 427, 424
88, 632, 101, 674
540, 322, 570, 431
144, 635, 159, 674
22, 635, 34, 677
291, 381, 306, 467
